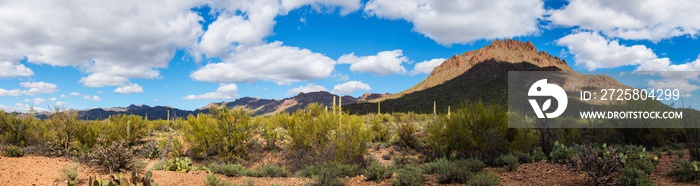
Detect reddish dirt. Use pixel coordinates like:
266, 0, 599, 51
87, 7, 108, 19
2, 149, 698, 186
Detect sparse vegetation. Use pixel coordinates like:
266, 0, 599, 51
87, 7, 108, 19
363, 162, 393, 182
392, 165, 424, 186
2, 145, 24, 157
89, 140, 134, 173
58, 164, 80, 185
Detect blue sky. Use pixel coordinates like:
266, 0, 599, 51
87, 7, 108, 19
1, 0, 700, 111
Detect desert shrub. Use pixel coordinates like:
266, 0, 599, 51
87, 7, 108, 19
59, 164, 80, 185
396, 121, 418, 149
107, 114, 148, 146
208, 163, 247, 177
550, 141, 576, 162
259, 116, 282, 150
666, 159, 700, 183
247, 163, 290, 177
0, 112, 31, 146
532, 147, 547, 161
89, 140, 134, 173
571, 144, 620, 186
423, 158, 484, 183
47, 108, 82, 156
205, 174, 232, 186
393, 154, 418, 169
165, 157, 192, 173
363, 162, 393, 182
299, 161, 360, 186
368, 113, 392, 143
617, 167, 653, 186
151, 160, 168, 170
74, 120, 100, 155
678, 150, 686, 159
467, 172, 499, 186
495, 154, 520, 172
141, 141, 161, 159
184, 107, 253, 162
391, 165, 424, 186
2, 145, 24, 157
285, 103, 370, 170
513, 151, 534, 163
158, 133, 183, 158
426, 102, 509, 162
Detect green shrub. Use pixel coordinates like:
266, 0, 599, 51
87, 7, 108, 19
396, 121, 418, 149
363, 162, 393, 182
165, 157, 192, 173
184, 107, 253, 162
550, 141, 575, 162
532, 147, 547, 161
89, 140, 134, 173
151, 160, 168, 170
666, 159, 700, 183
678, 150, 686, 159
0, 112, 32, 146
391, 165, 424, 186
47, 108, 82, 156
617, 167, 653, 186
141, 141, 161, 159
285, 104, 370, 170
208, 163, 247, 177
426, 102, 509, 162
2, 145, 24, 157
299, 161, 359, 186
59, 164, 80, 185
423, 158, 483, 183
204, 174, 232, 186
495, 154, 520, 172
107, 114, 148, 146
467, 172, 499, 186
513, 151, 534, 163
368, 114, 392, 143
247, 163, 290, 177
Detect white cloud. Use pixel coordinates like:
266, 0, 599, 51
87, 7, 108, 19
49, 97, 58, 101
0, 61, 33, 78
183, 83, 239, 100
70, 92, 80, 96
60, 94, 66, 98
547, 0, 700, 41
83, 95, 101, 101
332, 81, 371, 95
9, 103, 49, 113
191, 41, 335, 85
410, 58, 445, 75
364, 0, 545, 45
114, 83, 144, 94
556, 32, 657, 70
0, 0, 203, 89
0, 81, 58, 96
33, 98, 46, 104
338, 50, 408, 75
281, 0, 362, 15
54, 101, 68, 107
288, 83, 328, 95
196, 0, 362, 59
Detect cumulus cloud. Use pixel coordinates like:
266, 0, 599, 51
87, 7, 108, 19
548, 0, 700, 41
338, 50, 408, 76
54, 101, 68, 107
288, 83, 328, 95
183, 83, 239, 100
364, 0, 545, 45
70, 92, 80, 96
281, 0, 362, 15
332, 81, 371, 95
410, 58, 445, 75
0, 0, 203, 89
557, 32, 657, 70
33, 98, 46, 104
191, 41, 335, 85
83, 95, 102, 101
49, 97, 58, 101
196, 0, 363, 59
0, 81, 58, 96
3, 103, 50, 113
0, 61, 33, 78
114, 83, 144, 94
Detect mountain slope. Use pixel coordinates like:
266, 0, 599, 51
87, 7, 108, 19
344, 39, 629, 114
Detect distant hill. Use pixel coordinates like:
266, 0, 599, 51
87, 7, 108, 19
200, 91, 391, 116
343, 39, 633, 114
36, 91, 390, 120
